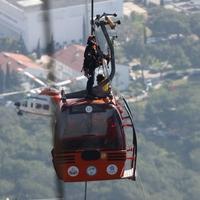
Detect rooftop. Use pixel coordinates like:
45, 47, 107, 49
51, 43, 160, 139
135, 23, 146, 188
53, 44, 85, 72
123, 2, 147, 17
0, 52, 42, 71
165, 0, 200, 14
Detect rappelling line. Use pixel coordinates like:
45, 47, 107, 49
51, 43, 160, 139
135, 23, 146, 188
84, 181, 88, 200
91, 0, 94, 35
136, 170, 147, 200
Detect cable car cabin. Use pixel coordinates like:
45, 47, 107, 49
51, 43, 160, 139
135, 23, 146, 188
52, 97, 137, 182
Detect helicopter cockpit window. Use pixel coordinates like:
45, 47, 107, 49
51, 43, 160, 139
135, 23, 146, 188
43, 104, 49, 110
36, 103, 42, 109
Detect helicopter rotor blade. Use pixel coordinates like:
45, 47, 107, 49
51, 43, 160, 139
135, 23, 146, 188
0, 86, 44, 98
17, 68, 47, 87
54, 75, 86, 87
0, 90, 28, 97
17, 67, 86, 89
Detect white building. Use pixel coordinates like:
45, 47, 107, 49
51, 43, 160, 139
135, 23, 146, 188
192, 0, 200, 5
112, 64, 130, 91
0, 0, 123, 52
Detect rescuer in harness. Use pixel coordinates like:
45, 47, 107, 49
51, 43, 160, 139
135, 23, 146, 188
82, 35, 99, 97
82, 35, 110, 98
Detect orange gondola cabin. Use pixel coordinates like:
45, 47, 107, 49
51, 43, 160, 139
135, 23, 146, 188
52, 95, 137, 182
52, 12, 137, 182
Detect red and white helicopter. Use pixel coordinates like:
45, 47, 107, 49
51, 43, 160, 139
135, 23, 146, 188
0, 67, 86, 116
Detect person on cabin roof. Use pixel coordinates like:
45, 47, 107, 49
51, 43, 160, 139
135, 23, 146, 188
82, 35, 99, 97
82, 35, 110, 97
96, 74, 111, 93
96, 74, 112, 99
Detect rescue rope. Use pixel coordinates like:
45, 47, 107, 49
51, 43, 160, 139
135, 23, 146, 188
136, 170, 147, 200
84, 182, 88, 200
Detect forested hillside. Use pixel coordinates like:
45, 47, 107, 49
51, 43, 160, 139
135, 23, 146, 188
0, 78, 199, 200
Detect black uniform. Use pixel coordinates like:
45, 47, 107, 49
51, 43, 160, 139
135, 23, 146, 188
83, 37, 99, 96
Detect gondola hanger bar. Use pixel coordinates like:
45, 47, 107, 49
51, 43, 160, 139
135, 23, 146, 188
91, 0, 94, 35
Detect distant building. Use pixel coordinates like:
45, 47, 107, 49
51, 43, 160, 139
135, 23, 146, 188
52, 44, 85, 80
0, 0, 123, 52
123, 2, 147, 17
148, 0, 160, 5
112, 64, 130, 91
165, 0, 200, 14
0, 52, 47, 80
0, 52, 41, 71
136, 0, 160, 6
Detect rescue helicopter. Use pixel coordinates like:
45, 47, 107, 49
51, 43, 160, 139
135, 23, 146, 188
0, 67, 86, 116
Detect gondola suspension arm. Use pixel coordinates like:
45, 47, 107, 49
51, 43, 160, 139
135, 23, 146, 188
94, 13, 121, 86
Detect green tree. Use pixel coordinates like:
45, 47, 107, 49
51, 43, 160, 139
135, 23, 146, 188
0, 38, 19, 52
124, 32, 145, 59
46, 34, 55, 55
5, 62, 11, 90
0, 179, 15, 195
181, 39, 200, 68
36, 39, 42, 59
147, 43, 191, 68
144, 82, 200, 133
190, 13, 200, 37
18, 34, 28, 54
0, 65, 4, 92
148, 8, 190, 37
